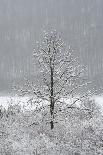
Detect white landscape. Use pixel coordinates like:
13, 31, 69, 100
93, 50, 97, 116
1, 29, 103, 154
0, 1, 103, 154
0, 94, 103, 155
0, 95, 103, 111
0, 96, 33, 110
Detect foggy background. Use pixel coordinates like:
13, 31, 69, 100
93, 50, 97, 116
0, 0, 103, 94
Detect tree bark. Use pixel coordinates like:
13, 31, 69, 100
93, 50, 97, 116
50, 64, 54, 130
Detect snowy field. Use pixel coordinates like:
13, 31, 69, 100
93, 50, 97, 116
0, 95, 49, 111
0, 95, 103, 111
0, 96, 32, 110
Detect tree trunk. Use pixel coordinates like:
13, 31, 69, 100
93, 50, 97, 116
50, 65, 54, 130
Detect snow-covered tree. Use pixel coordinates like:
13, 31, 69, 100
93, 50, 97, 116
30, 31, 92, 130
17, 31, 95, 130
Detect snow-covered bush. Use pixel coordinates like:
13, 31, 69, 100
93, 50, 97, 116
0, 97, 103, 155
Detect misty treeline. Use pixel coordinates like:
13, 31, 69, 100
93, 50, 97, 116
0, 31, 103, 155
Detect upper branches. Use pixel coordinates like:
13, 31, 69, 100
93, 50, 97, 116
33, 31, 88, 104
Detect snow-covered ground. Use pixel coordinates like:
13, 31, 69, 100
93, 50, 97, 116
0, 96, 31, 110
93, 95, 103, 111
0, 95, 48, 111
0, 95, 103, 111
